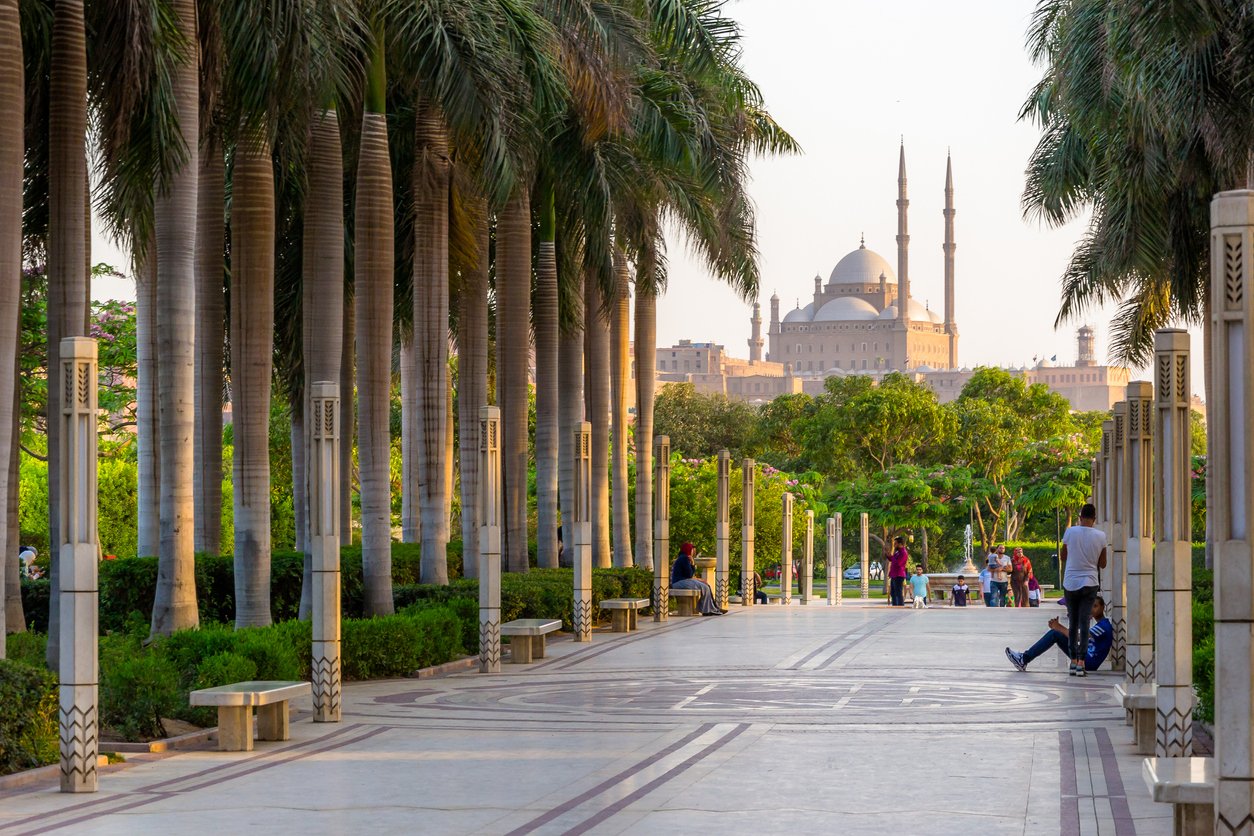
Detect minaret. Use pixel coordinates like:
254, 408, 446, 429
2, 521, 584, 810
1077, 325, 1096, 366
748, 301, 764, 363
894, 141, 911, 368
943, 151, 958, 369
813, 274, 822, 310
767, 292, 780, 361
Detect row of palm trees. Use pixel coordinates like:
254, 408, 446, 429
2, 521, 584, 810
0, 0, 795, 659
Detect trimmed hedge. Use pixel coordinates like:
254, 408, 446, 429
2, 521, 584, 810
0, 659, 58, 775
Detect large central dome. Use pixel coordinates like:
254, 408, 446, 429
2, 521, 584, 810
827, 243, 895, 286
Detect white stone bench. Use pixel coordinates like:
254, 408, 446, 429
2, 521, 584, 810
501, 619, 562, 663
189, 680, 310, 752
669, 588, 701, 616
600, 598, 650, 632
1115, 682, 1157, 754
1142, 756, 1215, 836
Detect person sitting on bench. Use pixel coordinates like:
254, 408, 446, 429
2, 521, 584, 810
671, 542, 724, 616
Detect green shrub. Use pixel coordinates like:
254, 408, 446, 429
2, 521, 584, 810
100, 651, 181, 740
19, 578, 50, 633
186, 652, 259, 727
1194, 634, 1214, 724
6, 631, 47, 668
341, 607, 464, 680
234, 627, 302, 681
0, 659, 58, 775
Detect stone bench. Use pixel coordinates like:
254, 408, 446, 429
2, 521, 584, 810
501, 619, 562, 663
189, 680, 310, 752
1115, 682, 1157, 754
669, 588, 701, 616
600, 598, 650, 632
1142, 756, 1215, 836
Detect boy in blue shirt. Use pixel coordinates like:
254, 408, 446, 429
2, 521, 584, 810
908, 566, 930, 609
1004, 595, 1113, 674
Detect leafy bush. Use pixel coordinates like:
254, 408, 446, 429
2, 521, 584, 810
0, 659, 58, 775
1194, 634, 1214, 724
6, 630, 47, 668
341, 608, 464, 680
100, 651, 181, 740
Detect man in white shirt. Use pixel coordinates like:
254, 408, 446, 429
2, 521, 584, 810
1059, 503, 1108, 677
987, 545, 1011, 607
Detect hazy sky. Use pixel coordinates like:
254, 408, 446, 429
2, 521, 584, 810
88, 0, 1206, 394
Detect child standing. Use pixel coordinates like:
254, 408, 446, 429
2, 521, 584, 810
951, 576, 971, 607
978, 566, 993, 607
909, 566, 930, 609
1027, 573, 1042, 607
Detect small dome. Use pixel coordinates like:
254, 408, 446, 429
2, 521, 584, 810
916, 364, 935, 372
877, 298, 936, 322
782, 302, 814, 323
878, 305, 898, 320
1037, 357, 1056, 368
828, 245, 896, 286
814, 297, 879, 322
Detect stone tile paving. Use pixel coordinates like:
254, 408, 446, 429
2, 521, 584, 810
0, 604, 1174, 835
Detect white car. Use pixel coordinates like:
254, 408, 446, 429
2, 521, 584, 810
842, 564, 884, 581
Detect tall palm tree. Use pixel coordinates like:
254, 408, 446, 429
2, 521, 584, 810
456, 193, 488, 579
0, 0, 19, 656
533, 179, 559, 569
194, 144, 225, 557
136, 249, 159, 558
633, 281, 655, 569
609, 245, 632, 567
585, 269, 610, 567
399, 335, 418, 542
498, 188, 531, 573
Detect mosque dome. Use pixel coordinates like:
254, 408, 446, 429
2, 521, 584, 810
877, 298, 938, 322
828, 243, 896, 286
814, 297, 879, 321
782, 302, 814, 323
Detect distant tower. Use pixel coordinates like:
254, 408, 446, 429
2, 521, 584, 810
767, 292, 780, 361
943, 151, 958, 369
748, 301, 764, 362
813, 274, 822, 310
878, 270, 889, 310
894, 141, 911, 368
1077, 325, 1096, 366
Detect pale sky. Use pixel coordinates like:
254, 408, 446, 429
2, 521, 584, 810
89, 0, 1207, 395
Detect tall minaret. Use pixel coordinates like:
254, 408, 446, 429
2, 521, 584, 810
943, 151, 958, 369
767, 292, 780, 361
894, 141, 911, 368
748, 301, 764, 362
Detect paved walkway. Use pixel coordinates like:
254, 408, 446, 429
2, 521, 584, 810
0, 603, 1172, 835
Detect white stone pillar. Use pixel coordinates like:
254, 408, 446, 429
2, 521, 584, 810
1124, 381, 1155, 690
58, 337, 98, 794
1099, 420, 1115, 621
801, 510, 814, 604
573, 421, 593, 640
828, 514, 842, 606
1110, 402, 1128, 671
741, 459, 755, 607
653, 436, 670, 623
780, 492, 793, 605
715, 449, 730, 609
1210, 189, 1254, 830
860, 513, 870, 600
479, 406, 502, 669
309, 382, 341, 721
1152, 329, 1193, 757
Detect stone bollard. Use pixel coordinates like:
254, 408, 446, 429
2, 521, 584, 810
1209, 188, 1254, 830
1110, 402, 1128, 672
828, 514, 842, 606
860, 513, 870, 600
1152, 329, 1193, 757
1123, 381, 1155, 744
801, 510, 814, 605
573, 421, 593, 641
741, 459, 755, 606
653, 436, 671, 622
780, 493, 793, 605
58, 337, 98, 793
309, 382, 342, 720
715, 450, 730, 609
479, 406, 503, 669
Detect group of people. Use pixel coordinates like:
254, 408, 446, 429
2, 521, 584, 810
979, 544, 1043, 607
887, 536, 974, 608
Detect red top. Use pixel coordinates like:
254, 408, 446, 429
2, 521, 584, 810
888, 546, 909, 578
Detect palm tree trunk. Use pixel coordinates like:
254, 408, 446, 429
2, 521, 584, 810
4, 343, 21, 634
633, 282, 656, 571
136, 250, 160, 557
399, 335, 418, 542
610, 249, 632, 567
340, 293, 355, 546
231, 127, 275, 629
151, 0, 200, 635
0, 0, 17, 652
534, 185, 559, 569
291, 401, 307, 555
498, 189, 531, 573
456, 200, 488, 580
557, 276, 584, 569
444, 377, 453, 541
194, 146, 225, 556
585, 271, 610, 568
356, 97, 395, 615
46, 0, 90, 667
414, 102, 451, 584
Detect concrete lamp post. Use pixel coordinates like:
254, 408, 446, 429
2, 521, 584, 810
828, 514, 842, 606
479, 406, 502, 669
780, 492, 793, 605
860, 513, 870, 600
715, 449, 730, 609
572, 421, 593, 641
1099, 421, 1115, 613
653, 436, 671, 622
801, 510, 814, 605
309, 382, 342, 720
741, 459, 755, 606
1123, 381, 1155, 746
1110, 402, 1128, 672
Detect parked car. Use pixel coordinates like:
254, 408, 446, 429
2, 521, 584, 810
842, 564, 884, 581
764, 565, 799, 581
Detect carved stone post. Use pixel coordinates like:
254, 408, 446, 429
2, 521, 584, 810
573, 421, 593, 640
828, 514, 842, 606
479, 406, 502, 669
1124, 381, 1155, 744
1210, 189, 1254, 831
1099, 420, 1115, 611
741, 459, 755, 606
1110, 401, 1128, 671
860, 513, 870, 599
653, 436, 671, 622
58, 337, 98, 793
801, 510, 814, 605
309, 382, 341, 721
780, 492, 793, 605
715, 449, 730, 609
1153, 329, 1193, 757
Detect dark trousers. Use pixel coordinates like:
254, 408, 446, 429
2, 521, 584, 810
1063, 585, 1099, 663
983, 592, 994, 607
1022, 628, 1097, 671
754, 589, 767, 604
992, 580, 1009, 607
889, 576, 905, 607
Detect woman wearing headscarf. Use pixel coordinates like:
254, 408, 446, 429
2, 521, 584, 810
670, 542, 724, 616
1010, 547, 1033, 608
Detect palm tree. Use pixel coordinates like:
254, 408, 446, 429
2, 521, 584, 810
399, 335, 418, 542
534, 180, 559, 569
585, 269, 610, 567
633, 281, 655, 569
0, 0, 19, 656
498, 188, 531, 573
136, 250, 159, 558
609, 246, 632, 567
456, 194, 488, 579
194, 145, 225, 558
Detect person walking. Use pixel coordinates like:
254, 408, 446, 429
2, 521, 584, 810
671, 542, 724, 616
1056, 503, 1107, 676
888, 536, 909, 607
909, 565, 930, 609
952, 575, 971, 607
978, 565, 993, 607
1010, 547, 1032, 608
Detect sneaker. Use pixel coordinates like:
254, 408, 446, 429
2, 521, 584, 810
1068, 662, 1078, 676
1074, 666, 1086, 677
1005, 647, 1026, 672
